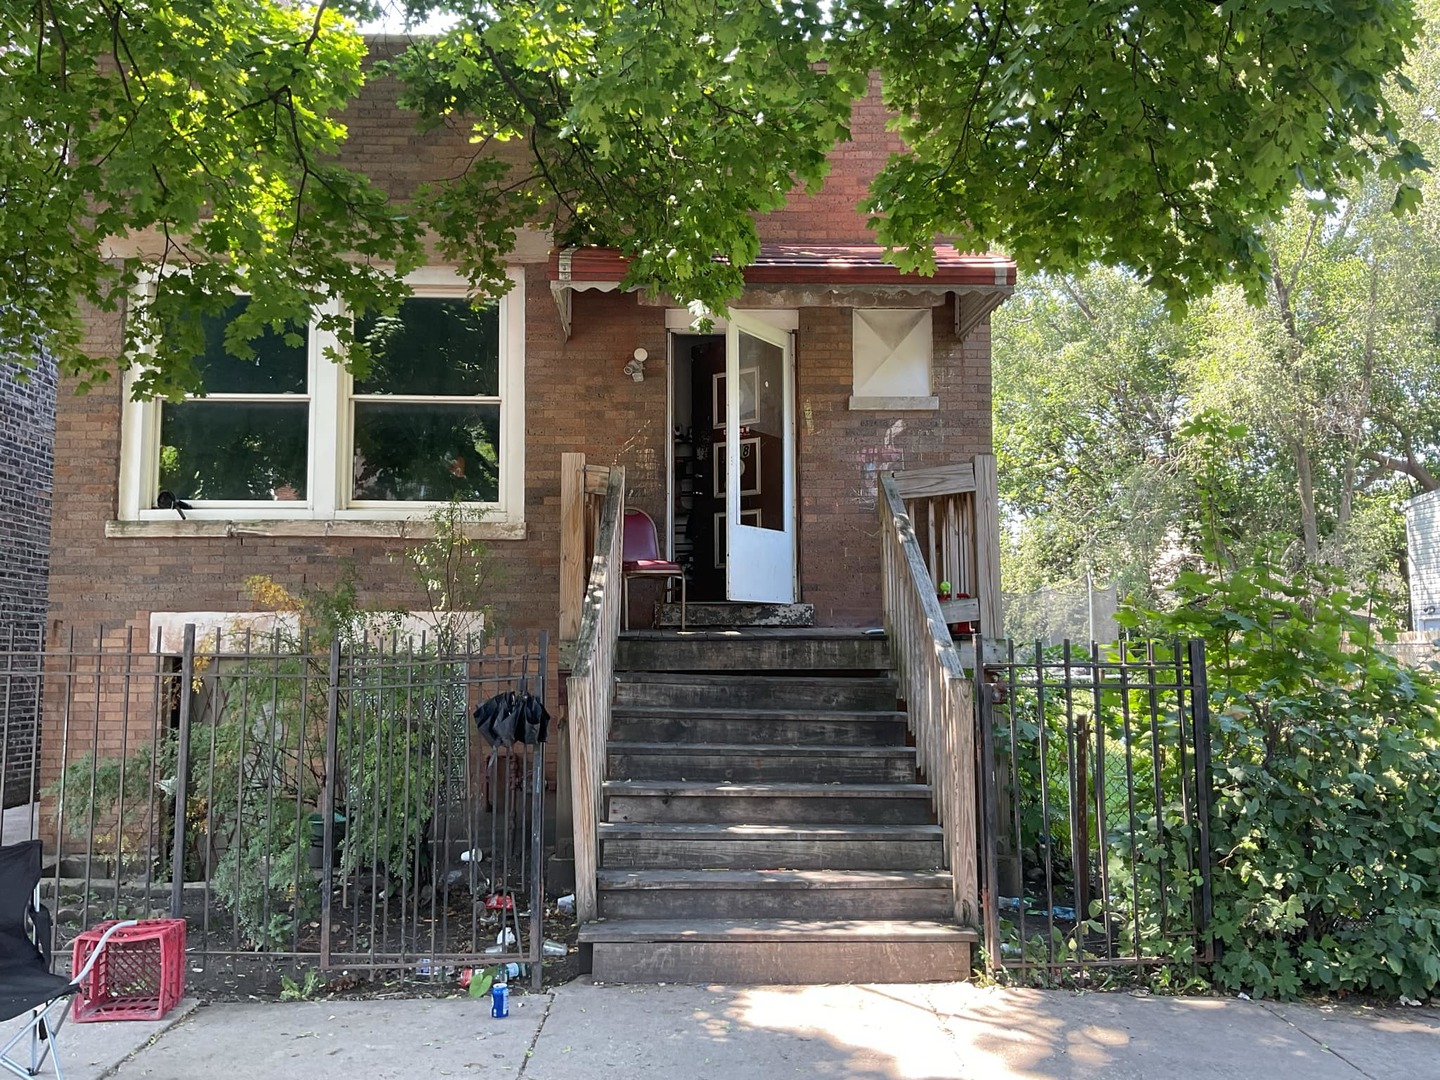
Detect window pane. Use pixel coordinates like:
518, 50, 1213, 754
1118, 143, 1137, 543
160, 402, 309, 500
354, 298, 499, 396
351, 403, 500, 502
190, 298, 308, 394
738, 331, 786, 533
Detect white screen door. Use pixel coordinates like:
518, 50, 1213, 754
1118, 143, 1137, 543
724, 313, 796, 602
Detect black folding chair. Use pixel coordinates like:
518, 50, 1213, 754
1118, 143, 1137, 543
0, 840, 135, 1079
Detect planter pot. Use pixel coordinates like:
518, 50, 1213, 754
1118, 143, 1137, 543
306, 812, 347, 870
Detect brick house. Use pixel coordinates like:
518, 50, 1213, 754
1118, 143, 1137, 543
52, 67, 1010, 637
46, 47, 1013, 982
1, 353, 56, 807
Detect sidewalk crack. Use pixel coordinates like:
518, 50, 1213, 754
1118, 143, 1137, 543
516, 990, 557, 1079
1258, 1002, 1374, 1079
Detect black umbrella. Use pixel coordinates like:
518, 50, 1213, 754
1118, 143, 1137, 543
473, 688, 550, 747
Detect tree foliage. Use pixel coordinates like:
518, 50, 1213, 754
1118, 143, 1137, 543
1, 0, 425, 399
3, 0, 1431, 393
995, 6, 1440, 624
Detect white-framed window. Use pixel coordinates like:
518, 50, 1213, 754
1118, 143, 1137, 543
116, 267, 526, 535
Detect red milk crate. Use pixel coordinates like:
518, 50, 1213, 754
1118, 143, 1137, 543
71, 918, 187, 1022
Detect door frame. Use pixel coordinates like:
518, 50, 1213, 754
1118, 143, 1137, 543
664, 309, 799, 596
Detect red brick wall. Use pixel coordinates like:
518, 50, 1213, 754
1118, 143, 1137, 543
757, 72, 900, 245
48, 63, 991, 637
796, 300, 992, 625
48, 270, 673, 637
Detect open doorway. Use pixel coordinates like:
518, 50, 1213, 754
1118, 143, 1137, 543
671, 334, 725, 602
670, 326, 795, 604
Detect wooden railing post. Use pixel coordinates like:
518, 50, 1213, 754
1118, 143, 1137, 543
973, 453, 1003, 636
560, 452, 587, 646
565, 466, 625, 924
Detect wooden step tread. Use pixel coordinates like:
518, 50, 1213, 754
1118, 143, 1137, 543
598, 822, 941, 841
620, 628, 882, 641
596, 868, 952, 891
579, 918, 978, 944
611, 705, 906, 722
615, 672, 897, 689
603, 781, 931, 798
608, 742, 914, 757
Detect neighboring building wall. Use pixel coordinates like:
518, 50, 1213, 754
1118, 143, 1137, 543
1406, 489, 1440, 634
1, 354, 57, 806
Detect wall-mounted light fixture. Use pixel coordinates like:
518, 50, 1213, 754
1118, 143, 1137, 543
624, 347, 648, 382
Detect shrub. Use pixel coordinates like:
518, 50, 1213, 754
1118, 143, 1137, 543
1122, 555, 1440, 999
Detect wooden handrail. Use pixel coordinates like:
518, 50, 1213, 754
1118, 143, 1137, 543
878, 472, 980, 926
565, 465, 626, 922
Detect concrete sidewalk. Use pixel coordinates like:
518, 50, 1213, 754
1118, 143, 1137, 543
7, 980, 1437, 1080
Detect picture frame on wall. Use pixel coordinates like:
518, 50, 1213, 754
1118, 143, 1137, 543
712, 367, 760, 429
713, 508, 763, 568
712, 437, 761, 497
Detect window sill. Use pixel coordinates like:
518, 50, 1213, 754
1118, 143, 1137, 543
105, 518, 527, 541
847, 395, 939, 411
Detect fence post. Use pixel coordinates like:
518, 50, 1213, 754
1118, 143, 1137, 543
1186, 637, 1216, 959
974, 641, 1002, 977
320, 637, 341, 970
529, 632, 549, 991
169, 624, 196, 919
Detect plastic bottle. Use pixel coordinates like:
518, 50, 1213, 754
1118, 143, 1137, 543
491, 964, 509, 1018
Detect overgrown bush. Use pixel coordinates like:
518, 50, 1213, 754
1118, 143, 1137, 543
49, 501, 498, 952
1123, 556, 1440, 999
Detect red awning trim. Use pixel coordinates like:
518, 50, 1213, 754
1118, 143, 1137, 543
548, 243, 1016, 289
548, 243, 1015, 339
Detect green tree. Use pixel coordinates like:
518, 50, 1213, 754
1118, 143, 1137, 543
995, 2, 1440, 623
4, 0, 1430, 394
1, 1, 429, 400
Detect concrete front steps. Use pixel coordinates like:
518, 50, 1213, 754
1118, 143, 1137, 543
579, 629, 978, 985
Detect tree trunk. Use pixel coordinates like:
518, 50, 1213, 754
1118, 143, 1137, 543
1295, 440, 1319, 561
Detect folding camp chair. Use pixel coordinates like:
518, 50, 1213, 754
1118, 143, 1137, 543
0, 840, 135, 1079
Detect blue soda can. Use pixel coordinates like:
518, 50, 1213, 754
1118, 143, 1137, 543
491, 980, 509, 1018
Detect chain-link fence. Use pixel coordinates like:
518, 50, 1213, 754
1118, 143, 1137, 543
1002, 577, 1118, 644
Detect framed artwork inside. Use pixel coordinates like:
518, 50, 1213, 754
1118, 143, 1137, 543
712, 367, 759, 429
713, 508, 763, 568
713, 436, 761, 497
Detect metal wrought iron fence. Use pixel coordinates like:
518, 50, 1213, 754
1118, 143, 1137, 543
977, 638, 1214, 983
0, 623, 551, 993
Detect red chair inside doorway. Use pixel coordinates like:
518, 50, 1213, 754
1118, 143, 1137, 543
622, 509, 687, 630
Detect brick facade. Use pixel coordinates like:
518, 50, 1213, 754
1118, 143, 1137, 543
50, 61, 996, 639
1, 354, 57, 805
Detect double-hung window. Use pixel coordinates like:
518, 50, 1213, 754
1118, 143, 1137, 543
116, 268, 525, 537
155, 297, 312, 504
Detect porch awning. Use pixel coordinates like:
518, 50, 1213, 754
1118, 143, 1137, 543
548, 243, 1016, 339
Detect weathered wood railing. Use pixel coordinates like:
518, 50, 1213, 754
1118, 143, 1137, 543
878, 471, 979, 926
889, 453, 1002, 635
564, 464, 626, 922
